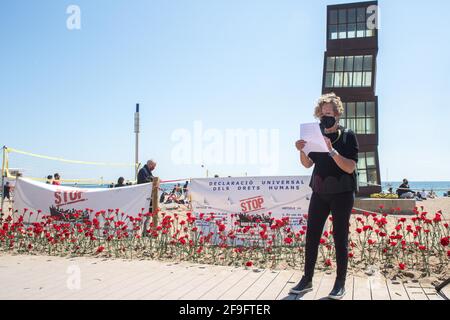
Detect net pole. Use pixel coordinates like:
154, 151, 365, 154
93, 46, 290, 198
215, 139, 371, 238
1, 146, 7, 211
134, 103, 140, 182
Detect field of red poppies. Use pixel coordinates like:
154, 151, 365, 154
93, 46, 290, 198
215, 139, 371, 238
1, 206, 448, 280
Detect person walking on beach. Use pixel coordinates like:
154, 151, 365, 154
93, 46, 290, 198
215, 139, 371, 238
292, 93, 359, 300
52, 173, 61, 186
137, 160, 156, 184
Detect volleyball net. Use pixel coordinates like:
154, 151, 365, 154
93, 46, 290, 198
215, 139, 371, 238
1, 146, 139, 186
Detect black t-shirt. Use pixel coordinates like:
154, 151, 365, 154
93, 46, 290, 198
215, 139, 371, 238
308, 126, 359, 194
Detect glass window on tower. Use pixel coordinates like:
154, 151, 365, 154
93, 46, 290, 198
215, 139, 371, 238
357, 151, 379, 188
325, 55, 373, 88
340, 101, 376, 134
330, 10, 338, 24
328, 7, 374, 40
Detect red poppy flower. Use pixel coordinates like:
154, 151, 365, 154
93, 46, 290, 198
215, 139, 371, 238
245, 261, 253, 267
440, 237, 449, 247
399, 263, 406, 270
96, 246, 105, 254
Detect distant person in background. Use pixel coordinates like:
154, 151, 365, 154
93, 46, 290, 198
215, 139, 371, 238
138, 160, 157, 236
396, 179, 415, 199
387, 187, 394, 194
46, 175, 53, 184
175, 183, 182, 196
52, 173, 61, 186
137, 160, 156, 184
417, 189, 428, 200
183, 181, 189, 195
3, 182, 11, 201
428, 189, 437, 199
115, 177, 126, 188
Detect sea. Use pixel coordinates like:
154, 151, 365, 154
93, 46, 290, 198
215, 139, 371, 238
382, 181, 450, 196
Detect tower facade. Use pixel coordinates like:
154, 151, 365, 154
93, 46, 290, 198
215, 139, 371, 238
322, 1, 381, 196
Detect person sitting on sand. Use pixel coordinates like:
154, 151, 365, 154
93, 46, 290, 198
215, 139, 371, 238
396, 179, 415, 199
417, 189, 427, 200
428, 189, 437, 199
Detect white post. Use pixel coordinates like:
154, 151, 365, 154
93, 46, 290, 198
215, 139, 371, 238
134, 103, 140, 181
1, 146, 6, 212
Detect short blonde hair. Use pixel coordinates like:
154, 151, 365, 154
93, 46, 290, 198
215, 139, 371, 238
313, 93, 344, 119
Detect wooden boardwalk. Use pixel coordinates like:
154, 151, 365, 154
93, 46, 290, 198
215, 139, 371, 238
0, 254, 444, 300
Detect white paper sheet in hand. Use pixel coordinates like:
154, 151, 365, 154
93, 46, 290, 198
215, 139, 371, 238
300, 123, 329, 155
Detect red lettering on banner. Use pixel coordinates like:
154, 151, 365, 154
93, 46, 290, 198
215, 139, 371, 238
54, 190, 87, 207
240, 196, 265, 213
54, 192, 62, 205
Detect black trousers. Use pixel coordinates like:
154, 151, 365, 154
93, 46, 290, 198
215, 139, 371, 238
304, 191, 354, 282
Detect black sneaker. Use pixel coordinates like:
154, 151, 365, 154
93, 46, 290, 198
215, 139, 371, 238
289, 276, 313, 295
328, 280, 346, 300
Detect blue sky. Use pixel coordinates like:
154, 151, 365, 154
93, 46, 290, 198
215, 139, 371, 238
1, 0, 449, 183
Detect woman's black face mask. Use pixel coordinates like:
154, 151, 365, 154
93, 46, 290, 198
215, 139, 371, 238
320, 116, 337, 129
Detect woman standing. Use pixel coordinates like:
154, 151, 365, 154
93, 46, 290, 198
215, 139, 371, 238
291, 93, 359, 300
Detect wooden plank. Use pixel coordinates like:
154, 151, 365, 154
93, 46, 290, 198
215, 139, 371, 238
257, 270, 295, 300
341, 276, 354, 301
238, 270, 279, 300
48, 260, 160, 300
87, 260, 168, 299
403, 281, 429, 301
275, 270, 302, 300
218, 270, 267, 300
386, 280, 410, 300
298, 273, 324, 300
369, 275, 391, 300
198, 268, 250, 300
420, 282, 444, 301
180, 268, 237, 300
9, 259, 79, 300
314, 272, 335, 300
122, 265, 198, 299
159, 266, 227, 300
353, 275, 371, 300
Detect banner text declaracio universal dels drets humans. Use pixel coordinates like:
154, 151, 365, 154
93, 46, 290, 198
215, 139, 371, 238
207, 178, 306, 191
190, 176, 312, 240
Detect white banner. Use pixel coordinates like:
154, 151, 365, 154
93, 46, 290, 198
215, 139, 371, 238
13, 178, 152, 226
190, 176, 312, 238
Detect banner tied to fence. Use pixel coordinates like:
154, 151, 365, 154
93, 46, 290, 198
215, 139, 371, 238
190, 176, 312, 241
13, 178, 152, 227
